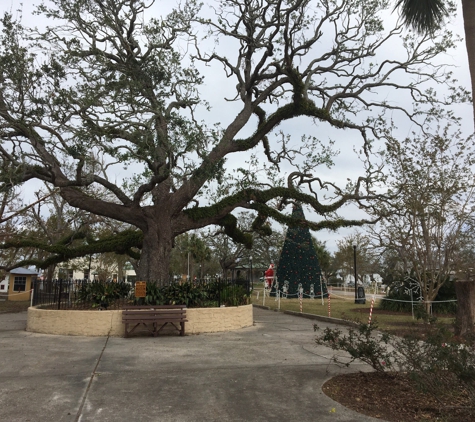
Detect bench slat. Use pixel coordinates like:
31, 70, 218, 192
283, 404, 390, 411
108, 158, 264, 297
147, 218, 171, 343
122, 310, 186, 314
123, 305, 186, 310
122, 316, 187, 322
123, 309, 186, 315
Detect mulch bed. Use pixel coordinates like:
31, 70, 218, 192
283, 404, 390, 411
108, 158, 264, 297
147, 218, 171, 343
323, 308, 475, 420
323, 372, 475, 421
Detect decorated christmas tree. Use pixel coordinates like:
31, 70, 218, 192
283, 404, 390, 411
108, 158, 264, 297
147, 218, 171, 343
271, 203, 327, 298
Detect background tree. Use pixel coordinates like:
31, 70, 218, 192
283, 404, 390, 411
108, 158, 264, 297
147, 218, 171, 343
0, 0, 465, 281
0, 188, 54, 274
378, 248, 405, 287
332, 232, 380, 286
370, 124, 475, 314
0, 184, 140, 278
231, 213, 285, 269
170, 232, 214, 279
0, 221, 22, 277
312, 237, 333, 278
205, 212, 285, 277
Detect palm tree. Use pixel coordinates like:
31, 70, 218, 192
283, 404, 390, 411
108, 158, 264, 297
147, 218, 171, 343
396, 0, 475, 123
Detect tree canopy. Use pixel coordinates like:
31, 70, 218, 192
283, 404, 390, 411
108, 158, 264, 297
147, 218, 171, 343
369, 125, 475, 311
0, 0, 466, 280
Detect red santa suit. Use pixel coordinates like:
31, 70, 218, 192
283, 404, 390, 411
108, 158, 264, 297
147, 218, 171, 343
264, 264, 274, 289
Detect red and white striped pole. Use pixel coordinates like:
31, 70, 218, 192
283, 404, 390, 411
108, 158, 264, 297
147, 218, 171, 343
328, 293, 331, 317
368, 295, 375, 325
299, 292, 303, 313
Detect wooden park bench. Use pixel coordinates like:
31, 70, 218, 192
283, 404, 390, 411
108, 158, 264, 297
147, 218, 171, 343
122, 305, 187, 338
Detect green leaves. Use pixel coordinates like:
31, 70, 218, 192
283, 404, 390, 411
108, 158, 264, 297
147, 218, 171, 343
77, 280, 132, 307
315, 321, 396, 373
138, 280, 249, 308
0, 0, 466, 279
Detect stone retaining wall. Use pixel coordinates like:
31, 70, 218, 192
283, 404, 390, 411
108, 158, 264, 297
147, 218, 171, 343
26, 304, 253, 337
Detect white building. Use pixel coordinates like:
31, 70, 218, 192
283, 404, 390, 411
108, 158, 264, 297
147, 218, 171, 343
0, 274, 8, 296
54, 259, 137, 282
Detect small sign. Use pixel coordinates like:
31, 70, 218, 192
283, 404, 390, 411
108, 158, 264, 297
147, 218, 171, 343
135, 281, 146, 298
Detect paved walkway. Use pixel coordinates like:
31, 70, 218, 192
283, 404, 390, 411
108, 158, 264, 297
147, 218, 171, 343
0, 307, 378, 422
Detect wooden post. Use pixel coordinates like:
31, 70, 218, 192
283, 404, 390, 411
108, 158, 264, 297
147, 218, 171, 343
455, 280, 475, 337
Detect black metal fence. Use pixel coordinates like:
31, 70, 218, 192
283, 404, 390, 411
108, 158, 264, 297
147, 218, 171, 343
31, 278, 251, 310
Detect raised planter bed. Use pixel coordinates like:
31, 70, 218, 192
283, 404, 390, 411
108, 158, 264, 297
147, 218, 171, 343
26, 304, 253, 336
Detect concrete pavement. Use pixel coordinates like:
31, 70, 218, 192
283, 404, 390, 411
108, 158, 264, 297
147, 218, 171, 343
0, 307, 379, 422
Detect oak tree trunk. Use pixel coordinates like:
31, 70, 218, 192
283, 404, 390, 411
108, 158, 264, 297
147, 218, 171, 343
455, 279, 475, 337
135, 219, 173, 285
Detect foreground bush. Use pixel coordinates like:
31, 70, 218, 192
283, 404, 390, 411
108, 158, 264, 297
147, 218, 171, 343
315, 321, 475, 409
315, 322, 396, 373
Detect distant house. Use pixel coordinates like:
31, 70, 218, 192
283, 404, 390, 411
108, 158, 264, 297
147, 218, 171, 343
6, 268, 39, 301
0, 274, 8, 297
54, 260, 136, 282
335, 272, 383, 286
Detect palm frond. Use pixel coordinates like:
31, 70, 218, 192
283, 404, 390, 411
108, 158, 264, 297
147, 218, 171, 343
395, 0, 448, 33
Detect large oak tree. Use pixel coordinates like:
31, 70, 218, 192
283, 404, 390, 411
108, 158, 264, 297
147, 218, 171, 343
0, 0, 465, 280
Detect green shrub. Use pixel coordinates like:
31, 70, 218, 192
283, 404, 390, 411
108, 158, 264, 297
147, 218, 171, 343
77, 281, 131, 308
160, 282, 209, 307
314, 322, 396, 373
139, 281, 210, 308
379, 287, 415, 312
380, 282, 456, 315
143, 282, 164, 305
397, 325, 475, 406
220, 284, 249, 306
315, 319, 475, 408
82, 280, 250, 308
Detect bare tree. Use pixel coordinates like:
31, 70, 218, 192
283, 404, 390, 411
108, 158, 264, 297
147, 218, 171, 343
370, 124, 475, 314
333, 232, 380, 285
0, 0, 465, 281
204, 211, 285, 277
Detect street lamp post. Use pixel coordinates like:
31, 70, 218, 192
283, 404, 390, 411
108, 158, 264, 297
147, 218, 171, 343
250, 256, 253, 290
88, 254, 92, 281
353, 244, 358, 303
187, 252, 190, 281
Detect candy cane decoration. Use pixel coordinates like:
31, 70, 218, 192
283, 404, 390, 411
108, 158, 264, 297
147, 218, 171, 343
368, 295, 375, 325
299, 292, 303, 313
327, 293, 331, 317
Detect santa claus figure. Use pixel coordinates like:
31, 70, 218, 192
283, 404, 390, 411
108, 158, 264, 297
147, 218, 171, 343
264, 264, 274, 289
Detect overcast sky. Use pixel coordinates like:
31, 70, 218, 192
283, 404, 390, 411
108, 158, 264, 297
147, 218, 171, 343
1, 0, 473, 253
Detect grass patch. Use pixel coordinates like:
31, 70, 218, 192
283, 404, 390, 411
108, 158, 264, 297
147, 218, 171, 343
0, 300, 30, 313
251, 285, 454, 335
